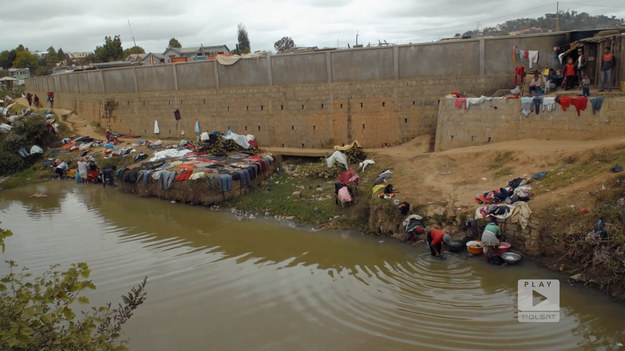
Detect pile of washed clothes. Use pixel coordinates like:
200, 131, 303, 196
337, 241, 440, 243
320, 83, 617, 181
473, 171, 546, 229
116, 148, 274, 192
2, 108, 59, 158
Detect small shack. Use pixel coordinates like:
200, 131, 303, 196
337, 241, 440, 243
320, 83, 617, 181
0, 76, 17, 90
561, 29, 624, 90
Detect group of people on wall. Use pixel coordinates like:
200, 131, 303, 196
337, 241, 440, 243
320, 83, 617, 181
527, 46, 616, 96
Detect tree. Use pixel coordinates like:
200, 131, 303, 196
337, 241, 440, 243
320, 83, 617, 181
274, 37, 295, 53
0, 223, 147, 350
0, 50, 15, 69
46, 46, 60, 67
12, 51, 39, 71
123, 46, 145, 59
237, 23, 250, 54
168, 38, 182, 49
93, 35, 124, 63
57, 48, 66, 64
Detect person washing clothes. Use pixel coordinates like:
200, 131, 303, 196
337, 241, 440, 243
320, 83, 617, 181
427, 229, 450, 257
481, 217, 501, 263
54, 160, 70, 179
599, 46, 616, 92
563, 57, 577, 90
528, 72, 544, 96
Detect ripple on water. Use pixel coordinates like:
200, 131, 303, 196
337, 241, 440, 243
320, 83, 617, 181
1, 183, 623, 351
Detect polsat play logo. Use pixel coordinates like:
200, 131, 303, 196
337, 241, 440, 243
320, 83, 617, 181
517, 279, 560, 323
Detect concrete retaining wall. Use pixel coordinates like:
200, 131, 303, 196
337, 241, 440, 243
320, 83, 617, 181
435, 96, 624, 151
26, 31, 598, 148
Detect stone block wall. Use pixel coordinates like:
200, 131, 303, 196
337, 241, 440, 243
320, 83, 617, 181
435, 96, 623, 151
40, 75, 510, 148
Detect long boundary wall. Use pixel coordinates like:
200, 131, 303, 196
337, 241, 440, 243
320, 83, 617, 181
27, 31, 591, 148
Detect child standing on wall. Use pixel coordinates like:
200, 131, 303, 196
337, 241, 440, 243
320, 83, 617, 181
564, 57, 577, 90
581, 75, 591, 97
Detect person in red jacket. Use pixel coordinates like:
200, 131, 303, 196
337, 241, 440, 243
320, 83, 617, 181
600, 46, 616, 92
427, 229, 449, 257
563, 57, 577, 90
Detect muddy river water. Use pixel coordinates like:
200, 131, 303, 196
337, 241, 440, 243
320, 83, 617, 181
1, 182, 624, 350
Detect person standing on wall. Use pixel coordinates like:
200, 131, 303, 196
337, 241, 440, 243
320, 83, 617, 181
599, 46, 616, 92
563, 57, 577, 90
576, 48, 587, 90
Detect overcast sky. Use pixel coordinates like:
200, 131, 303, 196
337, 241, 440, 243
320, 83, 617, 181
1, 0, 624, 54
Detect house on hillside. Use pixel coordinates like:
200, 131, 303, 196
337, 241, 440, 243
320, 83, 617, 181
142, 53, 166, 65
8, 67, 30, 80
67, 52, 91, 63
163, 45, 230, 63
126, 53, 147, 64
125, 53, 166, 65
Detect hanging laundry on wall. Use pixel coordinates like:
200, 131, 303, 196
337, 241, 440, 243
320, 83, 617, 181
195, 120, 201, 133
154, 120, 160, 134
512, 46, 539, 68
174, 109, 181, 121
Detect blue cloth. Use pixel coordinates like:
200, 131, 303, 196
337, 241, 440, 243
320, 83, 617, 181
137, 170, 151, 186
238, 169, 252, 187
532, 97, 543, 115
520, 97, 532, 117
159, 171, 176, 190
115, 167, 126, 177
590, 97, 604, 114
220, 174, 232, 191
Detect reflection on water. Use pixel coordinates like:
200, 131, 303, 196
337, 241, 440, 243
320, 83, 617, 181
1, 182, 624, 351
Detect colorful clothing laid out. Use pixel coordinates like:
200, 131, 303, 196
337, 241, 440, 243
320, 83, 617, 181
514, 65, 525, 86
590, 97, 604, 114
337, 186, 352, 203
528, 50, 539, 68
455, 98, 466, 109
543, 97, 556, 112
571, 97, 588, 116
520, 97, 532, 117
175, 170, 193, 181
158, 171, 176, 190
219, 174, 233, 191
532, 97, 543, 115
559, 96, 572, 111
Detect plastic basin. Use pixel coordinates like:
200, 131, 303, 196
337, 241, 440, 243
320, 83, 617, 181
494, 242, 511, 255
466, 240, 483, 255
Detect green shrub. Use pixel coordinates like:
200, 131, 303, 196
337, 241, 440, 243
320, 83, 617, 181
0, 223, 147, 350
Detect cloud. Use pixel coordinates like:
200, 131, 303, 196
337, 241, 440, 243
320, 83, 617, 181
1, 0, 624, 54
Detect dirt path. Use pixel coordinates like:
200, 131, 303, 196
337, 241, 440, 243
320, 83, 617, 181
368, 136, 625, 213
18, 95, 623, 214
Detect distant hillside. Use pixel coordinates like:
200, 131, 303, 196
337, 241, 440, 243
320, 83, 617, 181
459, 11, 624, 38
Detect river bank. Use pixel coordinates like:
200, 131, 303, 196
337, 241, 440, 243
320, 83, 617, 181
4, 181, 625, 350
3, 98, 625, 301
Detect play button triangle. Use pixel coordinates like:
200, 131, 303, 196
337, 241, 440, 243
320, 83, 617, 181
533, 289, 548, 307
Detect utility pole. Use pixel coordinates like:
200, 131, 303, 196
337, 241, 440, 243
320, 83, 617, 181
556, 2, 560, 32
128, 19, 137, 47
